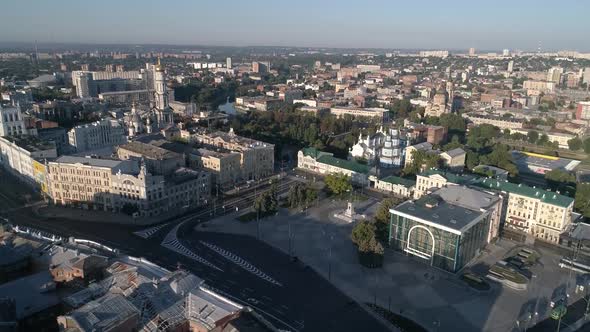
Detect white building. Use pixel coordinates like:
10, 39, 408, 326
0, 136, 57, 189
350, 127, 403, 167
0, 104, 33, 137
68, 119, 127, 152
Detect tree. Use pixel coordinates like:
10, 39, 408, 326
575, 184, 590, 219
584, 138, 590, 154
443, 135, 463, 151
527, 131, 539, 144
351, 220, 384, 267
324, 173, 352, 195
374, 198, 398, 242
287, 182, 318, 208
568, 137, 583, 151
545, 169, 576, 195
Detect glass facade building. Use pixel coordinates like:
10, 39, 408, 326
389, 197, 491, 273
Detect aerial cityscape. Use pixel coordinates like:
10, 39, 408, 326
2, 1, 590, 331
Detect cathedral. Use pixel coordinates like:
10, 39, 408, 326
349, 127, 404, 168
125, 58, 174, 137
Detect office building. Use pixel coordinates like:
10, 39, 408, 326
468, 48, 476, 56
193, 128, 274, 181
68, 119, 127, 153
0, 136, 57, 191
389, 194, 491, 272
193, 148, 241, 189
226, 57, 232, 69
371, 175, 415, 198
116, 141, 185, 176
474, 178, 574, 244
413, 169, 478, 199
298, 147, 369, 186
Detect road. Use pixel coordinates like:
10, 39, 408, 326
1, 170, 390, 332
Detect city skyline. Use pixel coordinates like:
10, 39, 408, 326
1, 0, 589, 51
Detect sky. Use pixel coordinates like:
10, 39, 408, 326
1, 0, 589, 51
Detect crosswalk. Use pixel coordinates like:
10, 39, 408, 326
161, 224, 223, 272
133, 223, 170, 239
200, 241, 282, 287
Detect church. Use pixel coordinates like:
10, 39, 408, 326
349, 127, 404, 168
125, 59, 175, 137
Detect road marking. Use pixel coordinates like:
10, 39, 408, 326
161, 224, 223, 271
133, 222, 170, 239
200, 241, 283, 287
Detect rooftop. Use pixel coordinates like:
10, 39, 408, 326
434, 186, 500, 211
441, 148, 466, 158
301, 147, 333, 159
380, 175, 416, 187
0, 271, 59, 319
52, 156, 135, 172
0, 135, 56, 152
511, 151, 580, 172
317, 155, 370, 174
67, 294, 139, 332
473, 178, 574, 208
391, 196, 485, 234
419, 169, 478, 185
118, 141, 182, 160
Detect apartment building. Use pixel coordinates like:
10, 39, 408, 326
523, 80, 556, 94
68, 119, 127, 153
329, 107, 389, 122
508, 128, 575, 149
475, 178, 574, 244
192, 129, 274, 181
462, 113, 524, 130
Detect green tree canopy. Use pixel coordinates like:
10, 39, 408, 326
324, 173, 352, 195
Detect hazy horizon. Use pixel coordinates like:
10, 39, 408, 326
1, 0, 589, 52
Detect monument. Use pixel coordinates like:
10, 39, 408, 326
334, 201, 363, 223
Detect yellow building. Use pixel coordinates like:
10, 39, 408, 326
475, 179, 574, 244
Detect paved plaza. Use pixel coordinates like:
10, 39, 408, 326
198, 196, 586, 332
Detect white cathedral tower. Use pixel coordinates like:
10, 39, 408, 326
153, 58, 174, 129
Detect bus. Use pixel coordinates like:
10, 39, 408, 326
559, 258, 590, 274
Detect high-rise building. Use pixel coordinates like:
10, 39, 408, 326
116, 64, 125, 72
226, 57, 232, 69
502, 49, 510, 57
577, 101, 590, 120
105, 64, 114, 72
469, 47, 476, 56
547, 67, 564, 83
72, 72, 95, 98
252, 61, 270, 74
507, 60, 514, 73
583, 67, 590, 85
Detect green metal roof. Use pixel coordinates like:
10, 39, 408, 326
419, 169, 478, 185
380, 175, 416, 187
302, 147, 332, 159
317, 155, 370, 174
473, 178, 574, 208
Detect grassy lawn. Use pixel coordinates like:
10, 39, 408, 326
490, 264, 528, 284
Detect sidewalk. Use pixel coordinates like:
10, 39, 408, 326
35, 205, 169, 226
